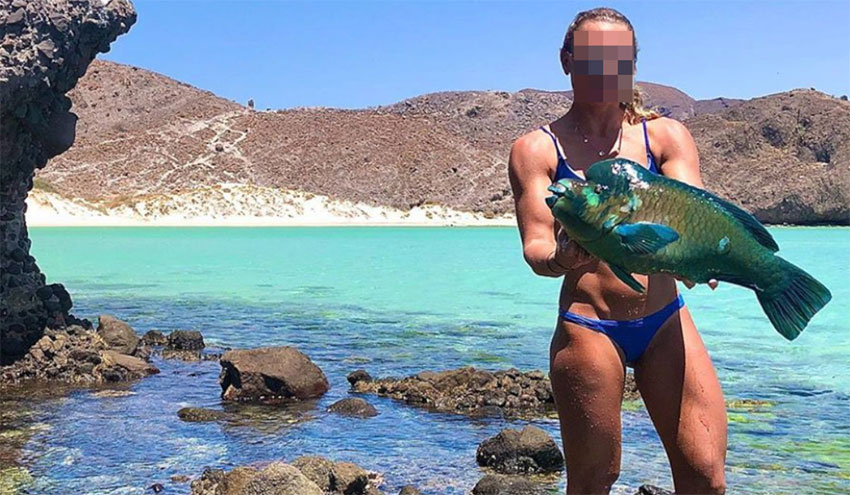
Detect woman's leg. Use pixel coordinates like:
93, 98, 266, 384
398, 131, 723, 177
633, 305, 728, 494
550, 318, 628, 494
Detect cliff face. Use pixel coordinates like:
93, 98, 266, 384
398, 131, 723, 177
0, 0, 136, 363
687, 89, 850, 225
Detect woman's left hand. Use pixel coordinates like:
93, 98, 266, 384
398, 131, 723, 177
675, 275, 718, 290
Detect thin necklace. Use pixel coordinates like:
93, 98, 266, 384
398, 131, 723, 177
573, 123, 624, 157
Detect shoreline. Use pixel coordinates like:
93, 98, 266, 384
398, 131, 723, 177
24, 186, 517, 228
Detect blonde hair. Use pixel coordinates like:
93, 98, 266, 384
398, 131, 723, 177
562, 7, 661, 124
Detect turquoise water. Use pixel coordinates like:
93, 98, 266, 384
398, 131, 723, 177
13, 226, 850, 494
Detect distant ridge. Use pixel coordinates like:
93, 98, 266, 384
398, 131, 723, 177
35, 60, 849, 225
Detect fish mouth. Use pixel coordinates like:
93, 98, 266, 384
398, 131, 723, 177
545, 182, 568, 208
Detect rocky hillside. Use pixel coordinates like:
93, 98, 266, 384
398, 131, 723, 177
36, 60, 849, 224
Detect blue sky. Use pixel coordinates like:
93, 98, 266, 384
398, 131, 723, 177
102, 0, 850, 109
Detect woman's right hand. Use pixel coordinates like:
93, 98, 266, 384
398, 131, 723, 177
551, 229, 594, 273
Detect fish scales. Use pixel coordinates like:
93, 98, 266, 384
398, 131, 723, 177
545, 157, 831, 340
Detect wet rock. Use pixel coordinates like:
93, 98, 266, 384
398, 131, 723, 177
347, 369, 372, 386
96, 314, 139, 355
328, 398, 378, 418
353, 366, 637, 419
471, 474, 552, 495
100, 350, 159, 381
0, 325, 158, 387
177, 407, 227, 422
398, 486, 422, 495
330, 461, 370, 494
141, 330, 168, 346
636, 485, 673, 495
476, 425, 564, 474
219, 346, 329, 402
190, 463, 323, 495
292, 456, 334, 492
167, 329, 204, 350
0, 0, 136, 363
170, 475, 190, 483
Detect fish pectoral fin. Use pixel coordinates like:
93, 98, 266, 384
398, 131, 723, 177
613, 221, 680, 254
609, 264, 646, 293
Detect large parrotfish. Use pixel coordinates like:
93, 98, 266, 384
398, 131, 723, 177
545, 157, 831, 340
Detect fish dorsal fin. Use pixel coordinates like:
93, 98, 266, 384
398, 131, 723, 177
586, 158, 779, 252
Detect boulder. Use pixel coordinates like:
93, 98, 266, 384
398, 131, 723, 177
219, 347, 329, 402
328, 398, 378, 418
100, 350, 159, 380
636, 485, 673, 495
398, 486, 422, 495
96, 314, 139, 355
472, 474, 553, 495
476, 425, 564, 474
241, 462, 322, 495
167, 329, 205, 350
347, 369, 372, 386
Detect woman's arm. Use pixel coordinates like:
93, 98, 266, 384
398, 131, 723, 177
508, 133, 592, 277
653, 117, 718, 290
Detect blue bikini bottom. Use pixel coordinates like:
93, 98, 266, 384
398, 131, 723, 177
558, 294, 685, 365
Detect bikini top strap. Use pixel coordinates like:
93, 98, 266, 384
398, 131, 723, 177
641, 118, 658, 171
539, 125, 566, 162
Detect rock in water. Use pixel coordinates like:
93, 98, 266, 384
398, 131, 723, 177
476, 425, 564, 474
0, 0, 136, 363
472, 474, 553, 495
96, 314, 139, 355
219, 347, 329, 402
167, 329, 205, 350
327, 398, 378, 418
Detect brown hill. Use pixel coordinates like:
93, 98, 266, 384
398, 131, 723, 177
37, 60, 849, 224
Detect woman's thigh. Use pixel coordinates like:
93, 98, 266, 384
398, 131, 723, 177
633, 305, 727, 494
549, 319, 627, 493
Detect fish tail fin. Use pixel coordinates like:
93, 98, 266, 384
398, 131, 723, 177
756, 257, 832, 341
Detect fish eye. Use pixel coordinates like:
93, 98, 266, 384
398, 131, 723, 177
593, 184, 605, 194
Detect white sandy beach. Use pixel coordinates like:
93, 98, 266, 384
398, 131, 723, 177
24, 183, 516, 227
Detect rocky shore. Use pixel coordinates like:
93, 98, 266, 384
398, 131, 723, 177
347, 366, 640, 419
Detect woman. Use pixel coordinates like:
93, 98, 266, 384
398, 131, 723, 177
508, 8, 727, 495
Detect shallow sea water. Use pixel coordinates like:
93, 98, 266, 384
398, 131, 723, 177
7, 226, 849, 494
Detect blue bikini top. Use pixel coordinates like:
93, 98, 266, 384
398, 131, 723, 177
540, 118, 659, 181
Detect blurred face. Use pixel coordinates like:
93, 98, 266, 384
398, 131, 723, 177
564, 21, 635, 103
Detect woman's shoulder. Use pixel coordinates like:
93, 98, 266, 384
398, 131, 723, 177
508, 125, 558, 177
643, 116, 694, 144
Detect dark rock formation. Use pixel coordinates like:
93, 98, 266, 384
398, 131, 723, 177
177, 407, 227, 423
0, 0, 136, 363
96, 314, 139, 355
190, 457, 379, 495
352, 366, 639, 419
471, 474, 555, 495
398, 486, 422, 495
219, 346, 330, 402
140, 330, 168, 346
0, 325, 158, 387
167, 329, 204, 350
327, 397, 378, 418
476, 425, 564, 475
636, 485, 673, 495
347, 369, 372, 387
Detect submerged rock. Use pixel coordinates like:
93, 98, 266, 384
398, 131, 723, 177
327, 397, 378, 418
476, 425, 564, 474
219, 346, 329, 402
177, 407, 228, 423
352, 366, 639, 419
471, 474, 554, 495
190, 457, 378, 495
